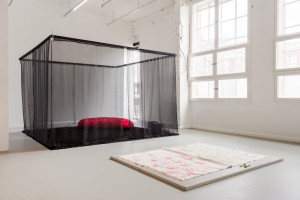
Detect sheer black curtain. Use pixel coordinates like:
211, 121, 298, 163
20, 36, 178, 149
21, 39, 53, 146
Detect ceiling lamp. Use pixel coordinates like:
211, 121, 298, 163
64, 0, 88, 17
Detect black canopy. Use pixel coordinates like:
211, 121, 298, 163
20, 35, 178, 150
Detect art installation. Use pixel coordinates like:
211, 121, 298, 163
19, 35, 178, 150
112, 143, 283, 191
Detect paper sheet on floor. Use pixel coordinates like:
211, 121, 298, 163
119, 143, 266, 181
119, 149, 228, 181
164, 143, 266, 167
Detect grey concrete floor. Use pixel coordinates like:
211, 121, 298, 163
0, 129, 299, 200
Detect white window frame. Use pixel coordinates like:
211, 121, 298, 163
189, 0, 252, 101
274, 0, 300, 101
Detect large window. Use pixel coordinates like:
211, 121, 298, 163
189, 0, 250, 100
275, 0, 300, 99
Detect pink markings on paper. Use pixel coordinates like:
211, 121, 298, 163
166, 171, 175, 174
153, 163, 159, 167
186, 172, 195, 176
167, 167, 175, 170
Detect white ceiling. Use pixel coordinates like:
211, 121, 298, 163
40, 0, 175, 22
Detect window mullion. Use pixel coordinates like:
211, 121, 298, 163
235, 0, 238, 45
214, 0, 219, 99
215, 0, 219, 50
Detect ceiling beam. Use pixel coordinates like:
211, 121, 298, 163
101, 0, 112, 8
107, 0, 160, 25
8, 0, 14, 7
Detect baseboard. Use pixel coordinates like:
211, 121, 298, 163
12, 123, 298, 144
9, 121, 78, 133
192, 125, 300, 144
9, 125, 23, 133
179, 125, 192, 129
0, 145, 9, 152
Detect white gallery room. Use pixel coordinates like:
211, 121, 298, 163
0, 0, 300, 199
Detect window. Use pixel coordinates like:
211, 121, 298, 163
275, 0, 300, 99
190, 0, 250, 100
278, 0, 300, 36
125, 50, 142, 119
278, 74, 300, 98
219, 0, 248, 47
219, 78, 247, 98
191, 81, 215, 99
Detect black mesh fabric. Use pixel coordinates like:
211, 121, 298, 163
20, 35, 178, 150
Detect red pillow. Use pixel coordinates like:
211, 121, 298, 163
78, 117, 134, 129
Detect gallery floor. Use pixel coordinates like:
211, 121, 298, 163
0, 129, 300, 200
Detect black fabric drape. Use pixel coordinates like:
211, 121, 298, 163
20, 35, 178, 150
21, 40, 54, 146
141, 56, 177, 131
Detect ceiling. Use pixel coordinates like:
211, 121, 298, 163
40, 0, 175, 22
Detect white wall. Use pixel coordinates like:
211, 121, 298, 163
133, 0, 192, 128
0, 1, 9, 151
133, 5, 177, 53
9, 0, 134, 131
190, 0, 300, 142
178, 2, 192, 128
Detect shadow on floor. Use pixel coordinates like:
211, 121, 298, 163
0, 132, 48, 154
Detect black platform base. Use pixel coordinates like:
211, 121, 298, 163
23, 127, 179, 150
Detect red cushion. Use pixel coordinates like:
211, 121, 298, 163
78, 117, 134, 129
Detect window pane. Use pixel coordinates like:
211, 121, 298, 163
191, 81, 215, 98
219, 20, 235, 46
237, 17, 248, 39
200, 7, 209, 27
220, 0, 235, 21
219, 78, 247, 98
217, 48, 246, 75
276, 38, 300, 69
237, 0, 248, 17
190, 54, 213, 77
193, 0, 215, 52
278, 0, 300, 35
278, 74, 300, 98
219, 0, 248, 47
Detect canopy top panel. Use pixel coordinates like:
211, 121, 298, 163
19, 35, 176, 68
